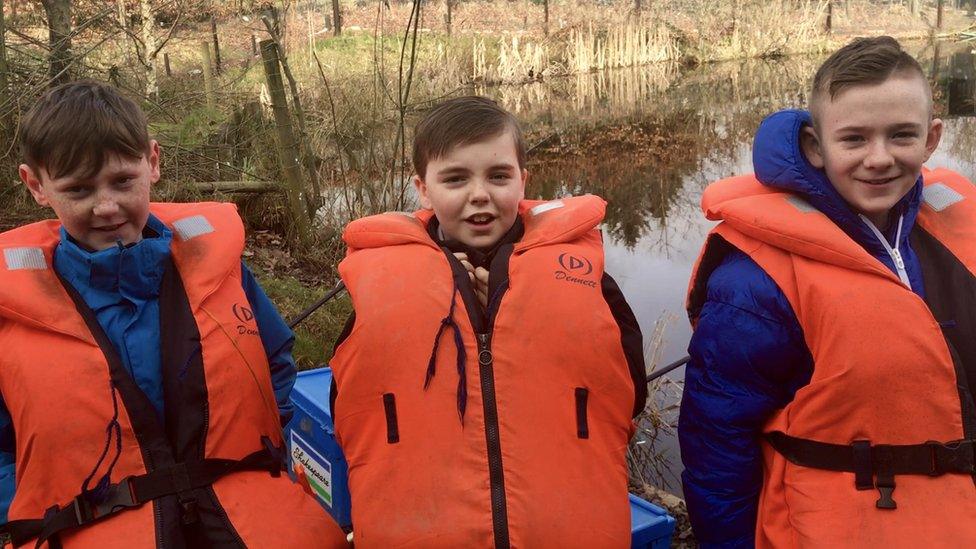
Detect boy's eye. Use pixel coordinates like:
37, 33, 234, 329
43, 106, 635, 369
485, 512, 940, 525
443, 176, 466, 184
116, 177, 134, 187
64, 186, 90, 196
490, 173, 511, 182
840, 135, 864, 143
893, 131, 918, 140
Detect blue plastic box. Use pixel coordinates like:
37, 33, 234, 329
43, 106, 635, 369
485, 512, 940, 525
288, 367, 677, 547
630, 493, 677, 548
285, 368, 352, 528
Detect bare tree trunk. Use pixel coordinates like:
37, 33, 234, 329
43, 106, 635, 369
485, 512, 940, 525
142, 0, 157, 99
937, 0, 945, 29
825, 0, 832, 33
446, 0, 452, 36
543, 0, 549, 36
41, 0, 72, 85
116, 0, 130, 65
635, 0, 641, 17
0, 0, 9, 126
331, 0, 342, 36
260, 38, 313, 245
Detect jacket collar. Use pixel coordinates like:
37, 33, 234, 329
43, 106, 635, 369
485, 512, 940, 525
54, 214, 173, 309
752, 109, 922, 257
426, 217, 525, 269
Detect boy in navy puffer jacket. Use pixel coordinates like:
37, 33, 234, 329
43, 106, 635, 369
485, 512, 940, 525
680, 36, 976, 547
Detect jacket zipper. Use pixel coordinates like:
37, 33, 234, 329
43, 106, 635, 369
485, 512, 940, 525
476, 327, 510, 549
443, 250, 511, 549
860, 213, 911, 289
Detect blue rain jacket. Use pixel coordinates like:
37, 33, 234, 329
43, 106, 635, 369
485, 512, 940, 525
0, 214, 298, 523
678, 110, 927, 547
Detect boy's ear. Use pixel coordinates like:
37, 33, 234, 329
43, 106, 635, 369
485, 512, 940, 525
19, 164, 50, 207
519, 169, 528, 200
412, 175, 432, 209
800, 126, 825, 169
147, 140, 161, 184
924, 117, 944, 161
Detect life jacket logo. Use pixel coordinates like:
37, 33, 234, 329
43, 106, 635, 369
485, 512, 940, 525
233, 303, 259, 336
555, 253, 597, 288
558, 253, 593, 275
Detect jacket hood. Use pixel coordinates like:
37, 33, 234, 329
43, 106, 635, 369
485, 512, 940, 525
751, 109, 923, 277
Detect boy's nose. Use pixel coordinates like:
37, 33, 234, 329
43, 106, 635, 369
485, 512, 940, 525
92, 196, 121, 217
469, 179, 490, 203
863, 140, 895, 169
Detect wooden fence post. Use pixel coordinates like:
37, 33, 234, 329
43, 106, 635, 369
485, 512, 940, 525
825, 0, 832, 33
259, 39, 313, 245
331, 0, 342, 37
164, 52, 172, 76
200, 42, 214, 109
937, 0, 945, 30
251, 34, 258, 56
211, 15, 222, 74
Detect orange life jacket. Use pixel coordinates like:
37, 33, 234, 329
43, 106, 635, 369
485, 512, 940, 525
0, 203, 347, 548
687, 170, 976, 548
331, 195, 637, 548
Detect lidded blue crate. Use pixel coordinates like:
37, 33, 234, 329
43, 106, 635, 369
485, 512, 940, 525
630, 494, 677, 548
285, 368, 352, 528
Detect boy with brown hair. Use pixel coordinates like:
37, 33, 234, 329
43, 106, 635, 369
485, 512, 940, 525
0, 80, 347, 547
328, 96, 647, 547
681, 36, 976, 547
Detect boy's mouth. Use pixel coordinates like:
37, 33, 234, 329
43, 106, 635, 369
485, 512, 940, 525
465, 213, 496, 227
858, 176, 898, 186
94, 222, 125, 232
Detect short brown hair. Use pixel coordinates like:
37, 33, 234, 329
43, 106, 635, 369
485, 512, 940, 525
810, 36, 929, 126
412, 96, 526, 178
19, 80, 151, 180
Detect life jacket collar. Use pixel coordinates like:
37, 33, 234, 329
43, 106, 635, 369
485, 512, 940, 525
342, 195, 607, 254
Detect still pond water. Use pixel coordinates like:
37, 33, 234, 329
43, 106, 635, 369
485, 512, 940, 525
475, 40, 976, 493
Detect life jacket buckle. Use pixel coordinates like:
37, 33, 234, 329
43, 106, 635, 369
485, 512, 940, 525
73, 476, 138, 524
875, 484, 897, 510
925, 439, 974, 476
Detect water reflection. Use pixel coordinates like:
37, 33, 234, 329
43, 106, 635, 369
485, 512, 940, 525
472, 40, 976, 492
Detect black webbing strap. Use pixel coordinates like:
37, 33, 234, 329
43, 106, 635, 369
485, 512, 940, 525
1, 444, 282, 548
766, 431, 976, 510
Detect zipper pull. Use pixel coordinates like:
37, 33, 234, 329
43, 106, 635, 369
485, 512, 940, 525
891, 247, 906, 270
476, 333, 493, 366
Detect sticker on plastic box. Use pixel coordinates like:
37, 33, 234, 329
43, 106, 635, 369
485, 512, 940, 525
291, 431, 333, 507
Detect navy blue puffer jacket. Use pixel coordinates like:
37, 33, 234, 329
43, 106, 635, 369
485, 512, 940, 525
678, 110, 926, 547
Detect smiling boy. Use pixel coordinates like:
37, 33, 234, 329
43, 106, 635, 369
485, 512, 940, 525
328, 96, 647, 547
680, 37, 976, 547
0, 81, 347, 547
